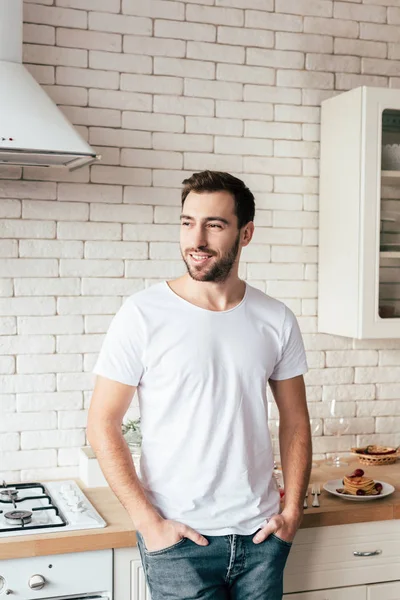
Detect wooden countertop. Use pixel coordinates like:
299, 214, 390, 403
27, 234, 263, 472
1, 458, 399, 560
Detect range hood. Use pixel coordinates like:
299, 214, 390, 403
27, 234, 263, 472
0, 0, 99, 170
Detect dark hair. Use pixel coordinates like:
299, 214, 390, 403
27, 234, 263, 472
181, 170, 255, 229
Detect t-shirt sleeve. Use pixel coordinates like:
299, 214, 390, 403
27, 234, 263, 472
269, 305, 308, 381
92, 299, 145, 387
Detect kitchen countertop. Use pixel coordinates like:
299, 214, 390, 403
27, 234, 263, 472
1, 458, 399, 560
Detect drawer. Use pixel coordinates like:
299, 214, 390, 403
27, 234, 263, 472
283, 521, 400, 594
284, 585, 367, 600
367, 580, 400, 600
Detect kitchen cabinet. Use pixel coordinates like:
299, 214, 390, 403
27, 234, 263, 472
367, 580, 400, 599
284, 586, 367, 599
318, 86, 400, 338
113, 547, 151, 600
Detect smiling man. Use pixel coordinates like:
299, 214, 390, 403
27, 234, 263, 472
88, 170, 312, 600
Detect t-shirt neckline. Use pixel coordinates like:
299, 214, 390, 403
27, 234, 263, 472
164, 281, 248, 314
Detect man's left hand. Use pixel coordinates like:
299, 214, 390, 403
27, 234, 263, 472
252, 510, 302, 544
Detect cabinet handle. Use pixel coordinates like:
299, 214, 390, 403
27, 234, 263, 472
353, 549, 382, 557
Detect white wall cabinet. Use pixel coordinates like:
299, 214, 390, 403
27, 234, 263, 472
284, 586, 367, 600
113, 547, 151, 600
319, 86, 400, 338
367, 580, 400, 599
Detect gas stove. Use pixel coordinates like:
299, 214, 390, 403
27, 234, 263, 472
0, 480, 106, 537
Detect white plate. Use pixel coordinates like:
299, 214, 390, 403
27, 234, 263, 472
323, 479, 395, 501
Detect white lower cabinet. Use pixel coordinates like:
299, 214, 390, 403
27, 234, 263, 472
284, 586, 367, 599
367, 581, 400, 599
113, 547, 151, 600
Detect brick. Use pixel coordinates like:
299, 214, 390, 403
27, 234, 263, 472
271, 245, 317, 262
303, 229, 318, 245
326, 351, 378, 367
16, 241, 79, 263
244, 85, 301, 105
57, 28, 121, 52
17, 354, 82, 374
0, 200, 20, 219
58, 410, 88, 429
0, 259, 57, 278
122, 111, 184, 133
91, 166, 151, 186
58, 298, 121, 316
277, 32, 333, 54
154, 95, 214, 117
22, 200, 88, 221
23, 44, 87, 67
90, 203, 153, 224
88, 12, 152, 35
305, 367, 354, 386
325, 417, 374, 435
125, 260, 185, 278
57, 66, 119, 89
43, 85, 88, 107
273, 210, 318, 228
121, 74, 182, 95
215, 136, 272, 156
334, 2, 386, 22
18, 316, 83, 335
241, 244, 271, 263
244, 157, 301, 175
239, 174, 274, 193
0, 450, 57, 470
302, 299, 317, 316
23, 23, 55, 45
15, 278, 80, 296
277, 69, 334, 89
274, 177, 318, 194
216, 100, 273, 120
0, 357, 15, 375
0, 412, 57, 433
81, 278, 145, 296
89, 128, 151, 149
150, 242, 181, 260
186, 4, 243, 26
217, 63, 274, 85
0, 280, 13, 297
59, 260, 123, 278
362, 58, 400, 77
357, 401, 400, 417
306, 53, 360, 73
89, 89, 151, 112
57, 221, 121, 241
154, 19, 215, 42
89, 51, 151, 74
154, 56, 215, 79
184, 78, 242, 101
123, 224, 180, 242
388, 7, 400, 24
275, 105, 320, 123
356, 367, 400, 384
122, 0, 184, 19
376, 417, 400, 433
58, 183, 123, 204
0, 181, 56, 201
389, 44, 400, 60
305, 17, 358, 38
184, 153, 243, 173
245, 10, 302, 32
335, 38, 387, 59
255, 193, 302, 210
124, 35, 185, 57
26, 64, 55, 85
267, 280, 317, 298
56, 0, 121, 9
0, 434, 19, 451
361, 23, 400, 43
277, 0, 332, 17
24, 4, 87, 28
21, 429, 85, 450
303, 160, 320, 178
153, 132, 213, 152
302, 90, 338, 106
274, 140, 319, 158
336, 73, 388, 90
0, 297, 55, 316
124, 187, 181, 206
0, 240, 18, 257
247, 48, 304, 69
58, 448, 80, 466
302, 124, 320, 141
187, 41, 245, 64
151, 170, 194, 188
247, 263, 303, 280
218, 26, 273, 48
186, 116, 242, 137
217, 0, 273, 8
58, 372, 93, 393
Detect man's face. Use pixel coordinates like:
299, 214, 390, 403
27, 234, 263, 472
180, 190, 243, 283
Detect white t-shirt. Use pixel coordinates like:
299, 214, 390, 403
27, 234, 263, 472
92, 281, 308, 536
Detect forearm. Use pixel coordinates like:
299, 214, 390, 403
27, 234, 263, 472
88, 422, 160, 531
279, 415, 312, 518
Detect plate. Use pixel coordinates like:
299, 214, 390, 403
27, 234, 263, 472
323, 479, 395, 501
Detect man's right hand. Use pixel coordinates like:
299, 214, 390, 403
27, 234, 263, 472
138, 518, 209, 552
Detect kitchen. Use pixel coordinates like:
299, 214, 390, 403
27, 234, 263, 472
1, 0, 400, 598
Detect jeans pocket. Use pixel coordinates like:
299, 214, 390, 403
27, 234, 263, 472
140, 535, 188, 557
270, 533, 293, 549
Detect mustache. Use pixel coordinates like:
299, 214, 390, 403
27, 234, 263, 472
186, 248, 216, 255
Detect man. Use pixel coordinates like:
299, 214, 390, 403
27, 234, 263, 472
88, 170, 312, 600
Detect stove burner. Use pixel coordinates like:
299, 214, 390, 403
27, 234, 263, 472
4, 510, 32, 524
0, 488, 19, 500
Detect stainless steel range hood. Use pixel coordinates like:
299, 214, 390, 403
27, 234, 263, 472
0, 0, 99, 170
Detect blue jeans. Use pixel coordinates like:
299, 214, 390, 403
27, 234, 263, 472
136, 530, 292, 599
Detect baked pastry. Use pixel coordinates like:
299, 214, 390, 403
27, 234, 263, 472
336, 469, 383, 496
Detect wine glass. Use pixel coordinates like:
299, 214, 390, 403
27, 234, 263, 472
310, 418, 322, 468
324, 398, 351, 467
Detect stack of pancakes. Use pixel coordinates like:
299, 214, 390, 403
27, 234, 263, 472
343, 474, 376, 495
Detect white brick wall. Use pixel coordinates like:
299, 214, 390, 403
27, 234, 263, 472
0, 0, 400, 481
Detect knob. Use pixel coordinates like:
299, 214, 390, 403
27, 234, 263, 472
5, 590, 12, 595
29, 575, 46, 590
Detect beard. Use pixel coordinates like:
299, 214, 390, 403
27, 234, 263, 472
182, 233, 240, 283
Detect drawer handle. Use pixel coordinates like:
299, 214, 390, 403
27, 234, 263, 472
353, 550, 382, 557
